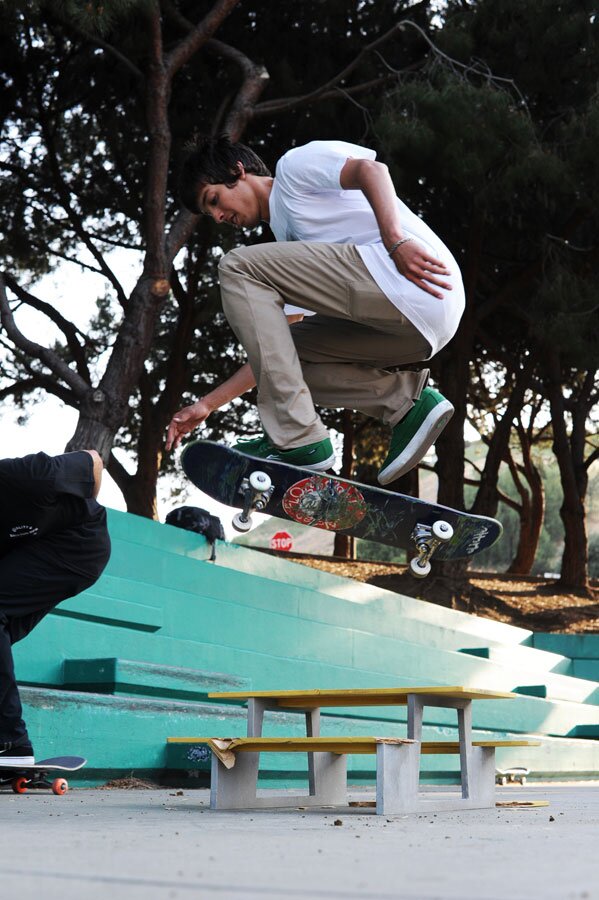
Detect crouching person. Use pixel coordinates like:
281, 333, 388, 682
0, 450, 111, 763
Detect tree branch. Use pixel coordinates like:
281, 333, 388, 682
65, 23, 144, 82
165, 208, 199, 265
585, 446, 599, 470
0, 275, 89, 398
254, 22, 409, 116
3, 273, 92, 384
0, 375, 76, 408
162, 2, 271, 141
164, 0, 241, 78
107, 450, 133, 490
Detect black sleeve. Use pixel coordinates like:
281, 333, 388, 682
0, 451, 95, 501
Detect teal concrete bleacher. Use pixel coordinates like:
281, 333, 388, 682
9, 509, 599, 784
62, 658, 251, 700
533, 634, 599, 683
459, 648, 599, 705
459, 645, 571, 674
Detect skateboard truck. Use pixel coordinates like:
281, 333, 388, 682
10, 771, 69, 795
496, 766, 529, 786
233, 471, 274, 532
409, 520, 454, 578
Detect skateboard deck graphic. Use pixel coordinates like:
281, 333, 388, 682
181, 440, 502, 568
0, 755, 86, 795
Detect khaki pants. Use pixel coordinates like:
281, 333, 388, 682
218, 242, 431, 449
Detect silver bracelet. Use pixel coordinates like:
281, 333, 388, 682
388, 237, 413, 256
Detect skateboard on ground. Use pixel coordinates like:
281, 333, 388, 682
496, 766, 529, 786
181, 440, 502, 577
0, 756, 86, 795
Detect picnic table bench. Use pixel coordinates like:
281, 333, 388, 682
168, 686, 539, 814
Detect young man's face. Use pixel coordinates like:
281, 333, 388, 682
197, 165, 263, 228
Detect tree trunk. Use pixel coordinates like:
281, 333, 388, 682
507, 436, 545, 575
431, 327, 472, 590
434, 339, 470, 512
113, 464, 159, 520
544, 354, 590, 591
470, 358, 534, 519
65, 279, 164, 463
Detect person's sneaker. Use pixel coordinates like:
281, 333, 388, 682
378, 387, 454, 485
237, 435, 335, 471
233, 433, 274, 456
0, 739, 35, 766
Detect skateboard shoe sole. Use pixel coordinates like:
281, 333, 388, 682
0, 754, 35, 765
259, 451, 336, 472
378, 400, 454, 485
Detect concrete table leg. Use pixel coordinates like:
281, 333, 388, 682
305, 708, 322, 796
210, 750, 347, 810
376, 741, 420, 815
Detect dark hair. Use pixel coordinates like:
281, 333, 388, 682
178, 135, 271, 214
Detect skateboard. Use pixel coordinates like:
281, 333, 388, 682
181, 440, 502, 577
496, 766, 529, 786
0, 755, 86, 795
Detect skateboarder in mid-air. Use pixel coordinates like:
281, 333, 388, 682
0, 451, 111, 764
166, 138, 465, 484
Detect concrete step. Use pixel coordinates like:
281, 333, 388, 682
532, 634, 599, 658
62, 657, 251, 701
459, 645, 572, 675
457, 648, 599, 705
533, 635, 599, 683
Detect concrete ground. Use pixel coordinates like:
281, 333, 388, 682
0, 783, 597, 900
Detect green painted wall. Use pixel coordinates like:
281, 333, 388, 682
10, 510, 599, 785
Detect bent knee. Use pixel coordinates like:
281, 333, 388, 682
86, 449, 103, 468
218, 246, 253, 277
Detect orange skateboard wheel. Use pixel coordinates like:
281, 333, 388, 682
51, 778, 68, 795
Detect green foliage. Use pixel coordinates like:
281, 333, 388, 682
466, 440, 597, 577
48, 0, 154, 36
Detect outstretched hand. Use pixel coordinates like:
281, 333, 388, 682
165, 399, 213, 451
391, 240, 452, 300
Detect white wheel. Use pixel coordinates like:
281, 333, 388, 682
410, 557, 431, 579
232, 512, 252, 532
432, 520, 453, 542
249, 471, 272, 493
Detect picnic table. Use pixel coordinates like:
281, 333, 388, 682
168, 686, 538, 814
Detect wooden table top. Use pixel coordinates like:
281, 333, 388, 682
208, 686, 516, 708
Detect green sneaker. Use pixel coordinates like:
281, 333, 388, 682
237, 435, 335, 471
233, 433, 274, 456
378, 387, 454, 485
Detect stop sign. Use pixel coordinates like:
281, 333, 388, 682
270, 531, 293, 551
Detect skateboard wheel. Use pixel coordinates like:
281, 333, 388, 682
432, 520, 453, 542
249, 471, 271, 493
410, 557, 431, 579
232, 512, 252, 532
52, 778, 68, 795
12, 777, 28, 794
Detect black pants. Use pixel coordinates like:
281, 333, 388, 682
0, 518, 111, 745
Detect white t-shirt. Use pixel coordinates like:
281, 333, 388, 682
269, 140, 465, 356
